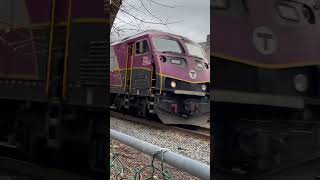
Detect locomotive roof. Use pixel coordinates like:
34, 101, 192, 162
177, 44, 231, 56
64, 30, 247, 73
111, 30, 193, 46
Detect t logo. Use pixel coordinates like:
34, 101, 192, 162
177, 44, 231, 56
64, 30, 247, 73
253, 26, 277, 55
189, 70, 197, 79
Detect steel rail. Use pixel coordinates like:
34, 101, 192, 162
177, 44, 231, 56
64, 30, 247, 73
110, 111, 210, 141
0, 156, 95, 180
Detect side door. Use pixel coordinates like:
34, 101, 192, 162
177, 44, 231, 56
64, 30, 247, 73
126, 43, 134, 93
131, 39, 153, 96
110, 46, 122, 92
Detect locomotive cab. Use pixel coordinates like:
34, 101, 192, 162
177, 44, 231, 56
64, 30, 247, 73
151, 34, 210, 127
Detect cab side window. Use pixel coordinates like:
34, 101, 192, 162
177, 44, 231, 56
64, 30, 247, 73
212, 0, 228, 9
0, 0, 11, 29
135, 40, 149, 55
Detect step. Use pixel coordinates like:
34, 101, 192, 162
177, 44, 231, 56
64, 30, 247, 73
88, 54, 108, 58
90, 45, 107, 49
90, 41, 107, 45
47, 139, 60, 149
109, 106, 117, 109
0, 141, 16, 149
49, 118, 58, 126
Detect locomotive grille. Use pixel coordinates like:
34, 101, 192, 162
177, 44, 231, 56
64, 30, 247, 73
80, 41, 108, 86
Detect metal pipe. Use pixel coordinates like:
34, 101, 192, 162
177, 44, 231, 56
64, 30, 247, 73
110, 129, 210, 180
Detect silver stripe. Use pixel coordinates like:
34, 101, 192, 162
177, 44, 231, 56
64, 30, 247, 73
174, 90, 205, 96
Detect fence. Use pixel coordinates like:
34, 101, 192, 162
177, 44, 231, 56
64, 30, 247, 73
110, 129, 210, 180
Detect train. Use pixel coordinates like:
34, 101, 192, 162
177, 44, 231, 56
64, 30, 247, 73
110, 30, 210, 127
0, 0, 115, 177
212, 0, 320, 178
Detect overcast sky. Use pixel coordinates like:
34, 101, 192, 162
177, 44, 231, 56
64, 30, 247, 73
111, 0, 210, 43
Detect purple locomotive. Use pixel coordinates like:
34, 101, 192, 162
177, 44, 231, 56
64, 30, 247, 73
110, 30, 210, 127
212, 0, 320, 177
0, 0, 112, 176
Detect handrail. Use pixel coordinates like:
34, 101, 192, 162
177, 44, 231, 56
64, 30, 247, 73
129, 45, 135, 93
62, 0, 73, 99
45, 0, 57, 96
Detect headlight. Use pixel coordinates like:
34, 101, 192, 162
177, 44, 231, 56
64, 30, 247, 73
294, 74, 308, 92
171, 59, 182, 65
202, 84, 207, 91
196, 62, 204, 69
277, 3, 300, 22
171, 81, 176, 88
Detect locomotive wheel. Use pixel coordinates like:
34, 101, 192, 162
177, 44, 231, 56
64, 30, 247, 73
55, 113, 106, 177
137, 98, 147, 117
15, 110, 47, 162
57, 138, 106, 177
114, 95, 123, 111
88, 118, 107, 172
88, 133, 107, 172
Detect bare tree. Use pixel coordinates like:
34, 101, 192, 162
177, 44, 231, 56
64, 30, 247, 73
111, 0, 183, 42
110, 0, 122, 27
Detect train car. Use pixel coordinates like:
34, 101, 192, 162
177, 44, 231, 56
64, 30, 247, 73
110, 30, 210, 127
212, 0, 320, 177
0, 0, 114, 176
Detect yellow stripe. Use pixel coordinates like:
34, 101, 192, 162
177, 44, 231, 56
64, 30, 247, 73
110, 85, 122, 87
72, 18, 109, 24
62, 0, 72, 99
157, 73, 209, 84
0, 18, 109, 31
114, 67, 152, 72
112, 67, 209, 84
212, 52, 320, 69
0, 74, 38, 80
45, 0, 56, 96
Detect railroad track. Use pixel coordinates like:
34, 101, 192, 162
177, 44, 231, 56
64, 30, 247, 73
0, 156, 97, 180
214, 157, 320, 180
110, 111, 210, 141
0, 141, 104, 180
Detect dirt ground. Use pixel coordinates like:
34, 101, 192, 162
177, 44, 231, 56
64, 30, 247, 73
110, 140, 202, 180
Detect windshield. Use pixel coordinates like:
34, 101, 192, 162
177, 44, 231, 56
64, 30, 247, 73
153, 38, 182, 53
185, 43, 206, 59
